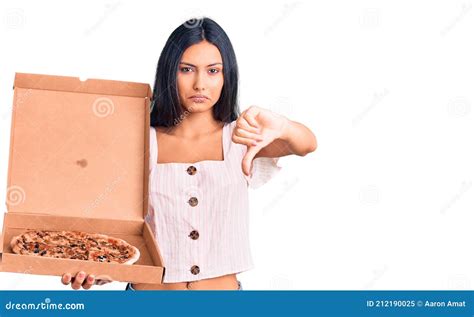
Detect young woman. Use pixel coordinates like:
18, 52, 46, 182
61, 17, 317, 290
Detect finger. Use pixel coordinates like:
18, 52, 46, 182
95, 275, 113, 285
234, 128, 264, 141
82, 275, 95, 290
236, 117, 260, 134
96, 280, 112, 286
232, 135, 259, 147
95, 279, 108, 286
243, 108, 260, 128
72, 271, 86, 290
242, 146, 260, 176
61, 273, 72, 285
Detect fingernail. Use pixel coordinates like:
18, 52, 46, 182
88, 275, 95, 282
78, 272, 84, 278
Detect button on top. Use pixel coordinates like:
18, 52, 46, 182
189, 230, 199, 240
187, 166, 197, 175
190, 265, 200, 275
188, 197, 198, 207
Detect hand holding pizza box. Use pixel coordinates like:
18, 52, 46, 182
61, 270, 115, 290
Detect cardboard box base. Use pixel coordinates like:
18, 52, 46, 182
1, 213, 164, 284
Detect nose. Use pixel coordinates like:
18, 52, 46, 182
193, 70, 206, 91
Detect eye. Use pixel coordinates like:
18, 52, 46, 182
180, 67, 193, 73
208, 68, 220, 74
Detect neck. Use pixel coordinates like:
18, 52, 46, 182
170, 109, 223, 139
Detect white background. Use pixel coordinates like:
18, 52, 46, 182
0, 0, 473, 290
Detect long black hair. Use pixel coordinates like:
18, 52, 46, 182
150, 17, 240, 127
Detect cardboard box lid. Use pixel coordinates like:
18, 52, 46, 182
6, 73, 151, 221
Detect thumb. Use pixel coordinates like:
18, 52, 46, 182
242, 145, 260, 176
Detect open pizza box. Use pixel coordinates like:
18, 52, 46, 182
0, 73, 165, 284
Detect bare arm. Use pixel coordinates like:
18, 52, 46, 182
256, 119, 317, 158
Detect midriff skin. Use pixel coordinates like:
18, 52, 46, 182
132, 273, 239, 290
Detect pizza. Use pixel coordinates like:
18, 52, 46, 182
10, 230, 140, 265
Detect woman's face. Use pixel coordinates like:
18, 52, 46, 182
177, 40, 224, 114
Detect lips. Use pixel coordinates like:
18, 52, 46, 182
189, 94, 209, 100
189, 95, 209, 103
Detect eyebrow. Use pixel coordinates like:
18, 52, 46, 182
180, 62, 223, 67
